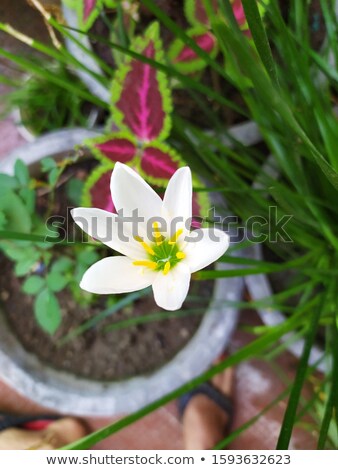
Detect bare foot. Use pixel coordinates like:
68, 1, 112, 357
0, 418, 87, 450
182, 367, 234, 450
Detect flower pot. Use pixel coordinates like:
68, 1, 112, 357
0, 130, 243, 416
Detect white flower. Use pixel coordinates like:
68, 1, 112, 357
71, 163, 229, 311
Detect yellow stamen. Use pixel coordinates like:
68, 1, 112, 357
134, 236, 155, 256
169, 228, 183, 245
133, 260, 157, 270
152, 221, 164, 245
176, 251, 186, 260
163, 261, 171, 275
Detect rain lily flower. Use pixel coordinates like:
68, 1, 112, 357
71, 163, 229, 310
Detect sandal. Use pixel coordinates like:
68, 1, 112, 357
0, 413, 60, 432
178, 381, 234, 432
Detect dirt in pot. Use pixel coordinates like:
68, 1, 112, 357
1, 257, 211, 381
0, 160, 213, 381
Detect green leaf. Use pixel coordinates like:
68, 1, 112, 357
0, 213, 7, 230
276, 291, 324, 449
18, 187, 36, 215
48, 167, 60, 187
22, 275, 45, 295
77, 249, 100, 266
168, 26, 218, 74
14, 159, 30, 186
34, 288, 61, 334
46, 271, 69, 292
41, 157, 57, 173
14, 251, 40, 276
0, 174, 19, 191
240, 0, 278, 85
51, 256, 73, 273
66, 178, 84, 206
0, 190, 32, 233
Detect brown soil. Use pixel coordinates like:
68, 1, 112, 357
1, 257, 209, 381
0, 160, 212, 381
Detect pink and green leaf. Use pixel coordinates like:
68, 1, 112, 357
84, 132, 138, 166
184, 0, 218, 27
74, 0, 103, 31
168, 26, 218, 74
72, 0, 116, 32
139, 142, 182, 185
111, 22, 172, 143
82, 165, 116, 213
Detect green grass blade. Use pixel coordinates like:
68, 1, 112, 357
241, 0, 278, 85
317, 323, 338, 448
276, 292, 324, 449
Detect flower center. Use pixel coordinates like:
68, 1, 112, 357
133, 222, 186, 275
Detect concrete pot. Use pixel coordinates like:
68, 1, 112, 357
0, 130, 243, 416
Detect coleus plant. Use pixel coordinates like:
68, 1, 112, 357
62, 0, 118, 31
168, 0, 269, 74
82, 22, 209, 226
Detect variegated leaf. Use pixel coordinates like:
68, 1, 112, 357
168, 27, 218, 74
86, 133, 137, 165
140, 143, 181, 183
111, 22, 172, 143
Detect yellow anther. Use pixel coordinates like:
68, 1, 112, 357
176, 251, 186, 260
134, 236, 155, 256
163, 261, 171, 275
133, 260, 157, 270
169, 228, 183, 245
152, 221, 164, 245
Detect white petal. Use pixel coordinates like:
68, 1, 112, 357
110, 163, 162, 233
162, 167, 192, 236
71, 207, 144, 259
80, 256, 156, 294
152, 263, 191, 311
184, 228, 230, 273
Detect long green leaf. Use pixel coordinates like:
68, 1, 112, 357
241, 0, 278, 84
276, 291, 324, 449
